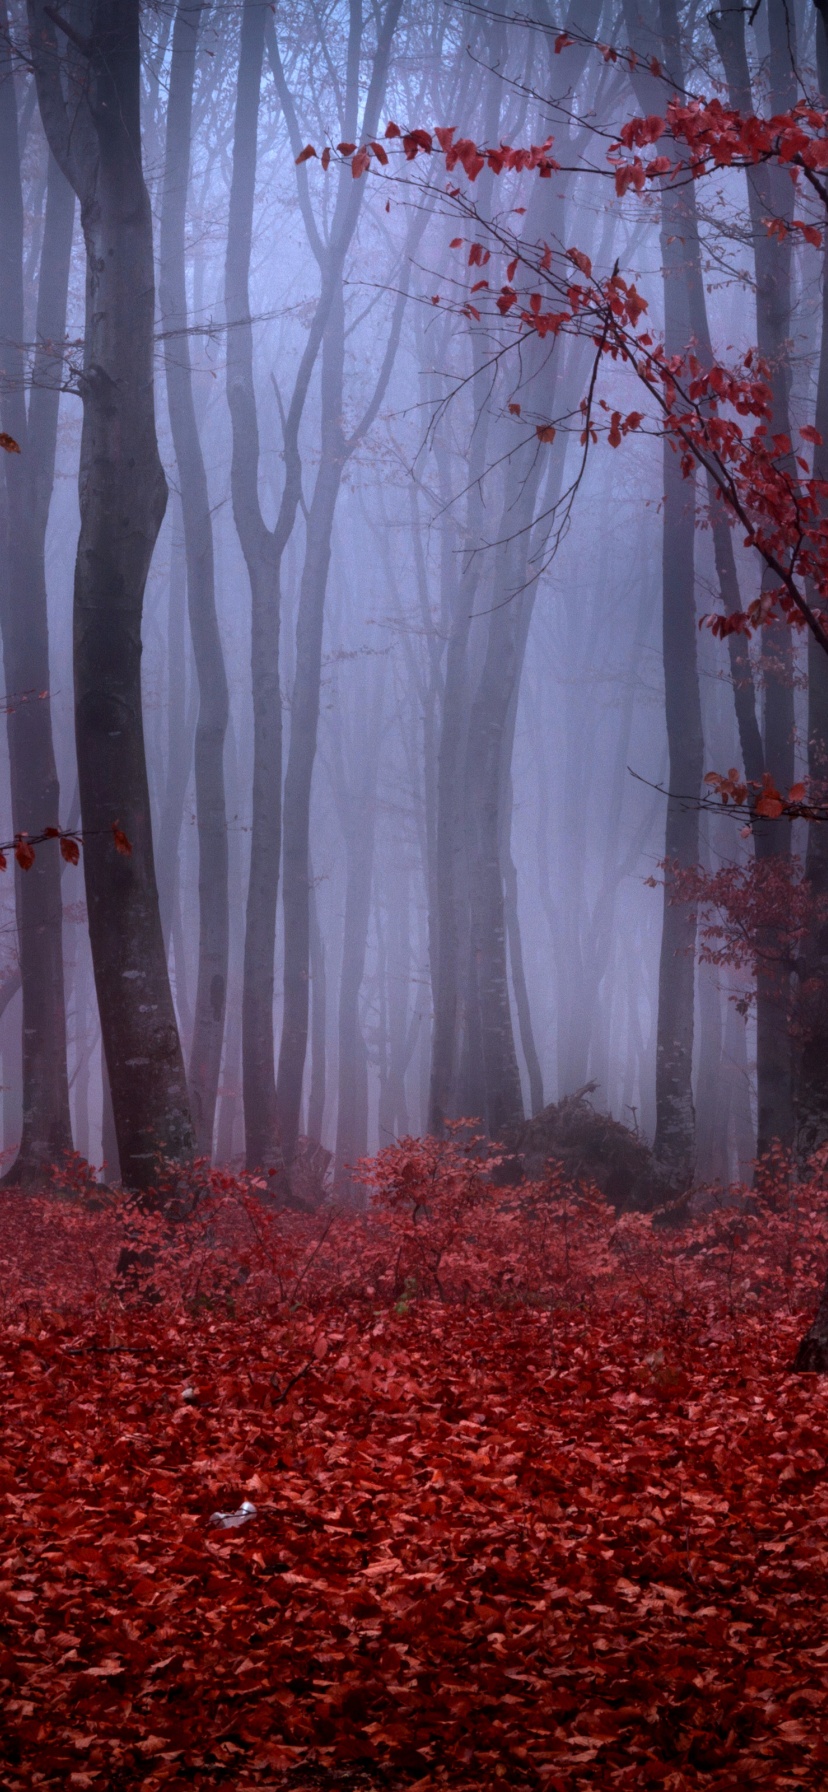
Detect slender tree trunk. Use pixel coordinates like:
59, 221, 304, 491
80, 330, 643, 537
155, 509, 197, 949
0, 19, 74, 1182
463, 555, 529, 1138
278, 301, 346, 1169
653, 413, 701, 1179
796, 4, 828, 1165
793, 0, 828, 1370
333, 674, 383, 1188
161, 0, 229, 1156
620, 2, 703, 1180
503, 829, 543, 1118
225, 0, 283, 1171
712, 0, 797, 1156
29, 0, 194, 1188
307, 867, 327, 1145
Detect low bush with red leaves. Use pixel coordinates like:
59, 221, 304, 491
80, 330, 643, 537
3, 1137, 828, 1789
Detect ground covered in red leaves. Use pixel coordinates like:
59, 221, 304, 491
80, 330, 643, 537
3, 1145, 828, 1789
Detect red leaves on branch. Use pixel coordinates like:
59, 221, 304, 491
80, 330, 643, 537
3, 1145, 828, 1786
0, 432, 20, 454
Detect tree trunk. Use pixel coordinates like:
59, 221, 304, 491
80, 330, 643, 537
621, 2, 703, 1181
712, 0, 797, 1157
653, 416, 701, 1180
161, 0, 229, 1156
796, 3, 828, 1164
333, 674, 383, 1189
225, 0, 283, 1171
278, 300, 346, 1170
0, 16, 74, 1182
28, 0, 194, 1188
307, 867, 327, 1145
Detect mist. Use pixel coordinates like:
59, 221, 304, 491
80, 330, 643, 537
0, 0, 823, 1200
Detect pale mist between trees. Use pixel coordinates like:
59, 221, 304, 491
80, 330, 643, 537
3, 0, 828, 1210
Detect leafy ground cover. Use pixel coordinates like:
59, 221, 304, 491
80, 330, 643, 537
3, 1143, 828, 1789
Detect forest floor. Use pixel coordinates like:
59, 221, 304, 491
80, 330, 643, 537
2, 1156, 828, 1789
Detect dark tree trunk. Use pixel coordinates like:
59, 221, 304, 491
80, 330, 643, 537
712, 0, 797, 1157
0, 16, 74, 1181
793, 0, 828, 1369
653, 410, 701, 1180
28, 0, 194, 1188
161, 0, 229, 1156
796, 3, 828, 1165
427, 383, 489, 1135
622, 1, 703, 1181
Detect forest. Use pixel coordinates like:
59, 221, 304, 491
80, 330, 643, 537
6, 0, 828, 1786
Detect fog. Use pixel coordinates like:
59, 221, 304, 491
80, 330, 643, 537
0, 0, 822, 1198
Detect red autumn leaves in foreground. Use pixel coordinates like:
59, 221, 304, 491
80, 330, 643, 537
3, 1144, 828, 1789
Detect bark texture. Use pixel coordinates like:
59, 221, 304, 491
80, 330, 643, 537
0, 17, 74, 1180
712, 0, 797, 1156
28, 0, 194, 1188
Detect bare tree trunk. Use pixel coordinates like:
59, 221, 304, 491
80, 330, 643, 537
463, 557, 529, 1139
333, 671, 383, 1189
503, 835, 543, 1118
307, 866, 327, 1145
653, 418, 701, 1180
161, 0, 229, 1156
225, 0, 283, 1171
621, 1, 703, 1181
0, 17, 74, 1181
796, 4, 828, 1166
712, 0, 797, 1156
28, 0, 194, 1188
155, 508, 197, 950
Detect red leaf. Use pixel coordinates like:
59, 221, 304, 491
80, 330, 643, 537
112, 823, 132, 857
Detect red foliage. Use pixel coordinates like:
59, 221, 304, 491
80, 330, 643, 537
2, 1143, 828, 1787
661, 852, 827, 1002
358, 93, 828, 653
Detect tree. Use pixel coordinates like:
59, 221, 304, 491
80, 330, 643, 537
27, 0, 194, 1188
274, 0, 408, 1177
0, 11, 74, 1182
161, 0, 230, 1157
